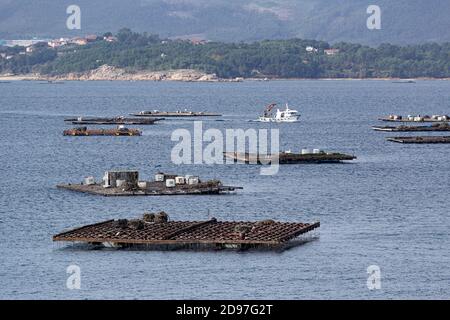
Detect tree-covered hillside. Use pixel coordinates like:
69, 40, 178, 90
1, 29, 450, 79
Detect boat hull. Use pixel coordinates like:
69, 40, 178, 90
257, 117, 299, 123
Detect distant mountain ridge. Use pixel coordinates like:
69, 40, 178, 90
1, 0, 450, 45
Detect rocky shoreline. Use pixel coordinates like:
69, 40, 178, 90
0, 65, 240, 82
1, 65, 449, 82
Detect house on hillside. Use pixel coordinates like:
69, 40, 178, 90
48, 38, 68, 48
190, 38, 208, 45
324, 49, 340, 56
86, 35, 99, 42
306, 46, 318, 53
71, 37, 88, 46
104, 36, 118, 42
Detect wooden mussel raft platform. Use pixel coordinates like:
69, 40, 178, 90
63, 126, 141, 136
64, 116, 163, 125
386, 136, 450, 144
57, 170, 242, 196
379, 114, 450, 123
53, 212, 320, 251
372, 123, 450, 132
131, 110, 222, 117
224, 149, 356, 164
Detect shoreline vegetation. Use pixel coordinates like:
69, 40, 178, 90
1, 73, 449, 82
1, 28, 450, 81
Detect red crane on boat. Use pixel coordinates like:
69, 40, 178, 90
263, 103, 277, 117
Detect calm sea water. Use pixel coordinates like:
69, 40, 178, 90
0, 80, 449, 299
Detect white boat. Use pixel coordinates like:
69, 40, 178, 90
257, 103, 300, 123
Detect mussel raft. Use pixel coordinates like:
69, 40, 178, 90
57, 170, 242, 196
379, 114, 450, 123
53, 212, 320, 251
131, 110, 222, 117
386, 136, 450, 144
372, 123, 450, 132
223, 150, 356, 164
63, 126, 141, 136
64, 116, 163, 125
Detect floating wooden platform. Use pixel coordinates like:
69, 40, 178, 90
131, 111, 222, 117
53, 215, 320, 251
64, 117, 163, 125
386, 136, 450, 144
379, 115, 449, 123
372, 123, 450, 132
392, 80, 415, 84
39, 80, 65, 84
63, 127, 141, 136
223, 151, 356, 164
57, 181, 242, 196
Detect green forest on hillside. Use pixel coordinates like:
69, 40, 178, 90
1, 29, 450, 79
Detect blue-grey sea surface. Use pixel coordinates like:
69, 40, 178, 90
0, 80, 449, 299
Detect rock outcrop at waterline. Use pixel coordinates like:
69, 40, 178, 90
0, 65, 233, 82
48, 65, 222, 82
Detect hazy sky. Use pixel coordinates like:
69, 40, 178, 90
1, 0, 449, 44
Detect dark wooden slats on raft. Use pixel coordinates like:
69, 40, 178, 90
223, 152, 356, 164
386, 136, 450, 144
131, 111, 222, 117
64, 117, 164, 125
53, 219, 320, 246
63, 128, 141, 136
56, 183, 242, 196
372, 123, 450, 132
